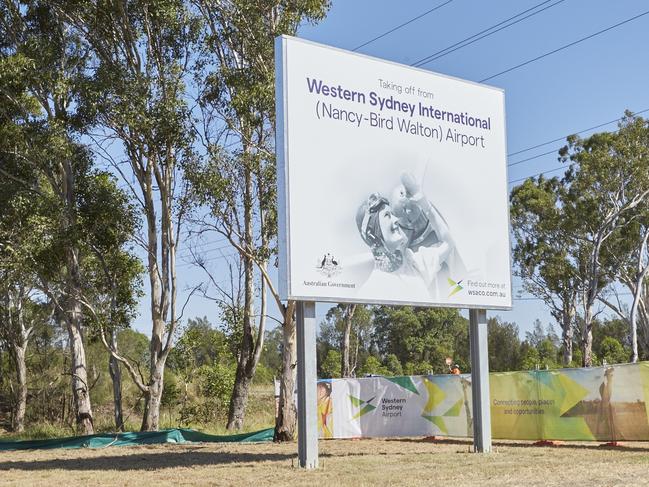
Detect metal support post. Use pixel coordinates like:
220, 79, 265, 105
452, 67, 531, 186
297, 301, 318, 468
469, 308, 492, 453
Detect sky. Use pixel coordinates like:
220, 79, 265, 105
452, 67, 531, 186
133, 0, 649, 338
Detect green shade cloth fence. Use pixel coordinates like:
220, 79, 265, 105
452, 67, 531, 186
0, 427, 274, 451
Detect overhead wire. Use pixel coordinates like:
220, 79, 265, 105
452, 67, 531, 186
514, 291, 634, 301
176, 251, 239, 269
176, 238, 230, 259
507, 108, 649, 157
507, 108, 649, 180
352, 0, 456, 51
508, 164, 573, 185
412, 0, 565, 67
508, 149, 558, 168
479, 9, 649, 82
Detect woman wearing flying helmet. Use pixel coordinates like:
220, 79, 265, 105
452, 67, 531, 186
356, 173, 460, 300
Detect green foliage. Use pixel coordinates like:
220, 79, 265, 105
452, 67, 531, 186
384, 354, 403, 376
359, 355, 389, 377
168, 317, 232, 381
518, 342, 540, 371
161, 372, 181, 408
570, 349, 584, 368
259, 327, 283, 375
198, 362, 236, 406
320, 349, 341, 378
168, 316, 239, 424
373, 306, 468, 374
488, 318, 521, 372
598, 337, 628, 365
251, 363, 274, 385
403, 361, 434, 376
178, 361, 237, 426
593, 319, 631, 354
536, 338, 560, 368
317, 304, 372, 377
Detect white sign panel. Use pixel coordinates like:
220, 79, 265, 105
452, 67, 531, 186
275, 36, 512, 309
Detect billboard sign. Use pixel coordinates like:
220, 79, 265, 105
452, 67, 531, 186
275, 36, 511, 309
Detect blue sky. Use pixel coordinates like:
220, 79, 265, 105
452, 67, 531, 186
134, 0, 649, 338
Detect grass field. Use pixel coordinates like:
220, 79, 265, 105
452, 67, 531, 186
1, 437, 649, 486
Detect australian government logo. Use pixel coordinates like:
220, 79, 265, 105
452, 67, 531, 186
316, 253, 342, 277
303, 253, 356, 289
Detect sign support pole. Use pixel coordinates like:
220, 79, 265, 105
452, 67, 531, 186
469, 308, 492, 453
296, 301, 318, 468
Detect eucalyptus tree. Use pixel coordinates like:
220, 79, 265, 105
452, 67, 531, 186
510, 176, 580, 365
318, 304, 372, 378
590, 115, 649, 362
372, 306, 469, 374
0, 190, 49, 432
0, 147, 51, 433
339, 304, 357, 378
189, 0, 329, 437
78, 173, 143, 431
56, 0, 200, 430
559, 114, 649, 366
187, 149, 270, 431
512, 115, 649, 366
0, 1, 98, 433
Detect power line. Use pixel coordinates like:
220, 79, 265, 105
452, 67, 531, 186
176, 239, 231, 260
176, 251, 240, 269
352, 0, 456, 51
178, 242, 234, 261
480, 9, 649, 82
514, 291, 634, 301
506, 108, 649, 170
507, 108, 649, 158
508, 149, 558, 168
412, 0, 564, 67
508, 163, 573, 185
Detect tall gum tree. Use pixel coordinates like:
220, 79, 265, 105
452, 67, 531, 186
560, 114, 649, 366
0, 163, 51, 432
190, 0, 329, 438
591, 115, 649, 362
56, 0, 199, 430
510, 176, 579, 366
77, 173, 143, 431
187, 149, 269, 431
0, 2, 97, 433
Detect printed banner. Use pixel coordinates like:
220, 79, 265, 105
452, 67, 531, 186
318, 362, 649, 441
318, 374, 473, 439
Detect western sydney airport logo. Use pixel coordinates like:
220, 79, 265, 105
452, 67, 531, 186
447, 278, 463, 297
349, 395, 376, 419
316, 253, 342, 278
349, 395, 406, 419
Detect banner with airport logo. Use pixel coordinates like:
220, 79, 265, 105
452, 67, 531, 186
317, 362, 649, 441
275, 35, 511, 309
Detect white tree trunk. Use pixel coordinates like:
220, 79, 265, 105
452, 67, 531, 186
108, 329, 124, 431
341, 304, 357, 378
12, 343, 27, 433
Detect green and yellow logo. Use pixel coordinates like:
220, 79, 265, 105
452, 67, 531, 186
349, 394, 376, 419
447, 278, 463, 297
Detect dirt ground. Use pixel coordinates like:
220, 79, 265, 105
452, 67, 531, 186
1, 437, 649, 486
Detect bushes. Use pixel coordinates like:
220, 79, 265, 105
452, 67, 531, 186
178, 362, 236, 426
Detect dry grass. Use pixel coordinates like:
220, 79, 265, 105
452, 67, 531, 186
1, 437, 649, 486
